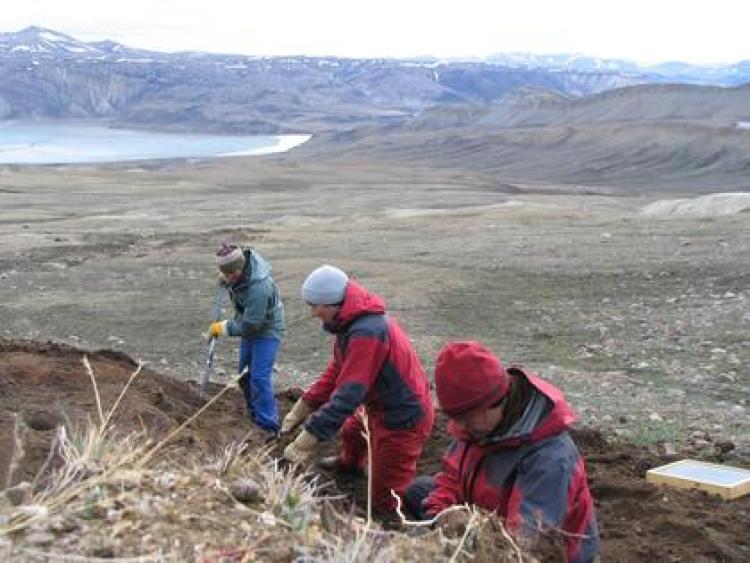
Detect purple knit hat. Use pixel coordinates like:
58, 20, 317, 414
216, 242, 245, 273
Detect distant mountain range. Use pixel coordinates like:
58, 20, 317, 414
484, 53, 750, 86
0, 27, 750, 133
2, 26, 747, 134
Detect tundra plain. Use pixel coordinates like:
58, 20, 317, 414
1, 150, 748, 458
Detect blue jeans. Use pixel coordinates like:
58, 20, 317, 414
238, 336, 280, 432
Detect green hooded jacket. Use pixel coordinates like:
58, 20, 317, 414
224, 249, 285, 340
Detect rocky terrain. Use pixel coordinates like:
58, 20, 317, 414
0, 150, 747, 460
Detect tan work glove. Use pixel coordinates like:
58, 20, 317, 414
283, 429, 319, 465
281, 398, 314, 434
206, 320, 228, 339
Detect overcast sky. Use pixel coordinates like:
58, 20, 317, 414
2, 1, 748, 65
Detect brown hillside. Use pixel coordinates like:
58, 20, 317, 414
1, 341, 748, 561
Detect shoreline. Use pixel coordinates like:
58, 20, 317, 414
0, 120, 312, 165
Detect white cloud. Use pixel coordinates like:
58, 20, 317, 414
1, 1, 748, 64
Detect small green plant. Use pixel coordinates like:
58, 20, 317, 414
78, 485, 107, 520
628, 420, 679, 446
251, 454, 323, 531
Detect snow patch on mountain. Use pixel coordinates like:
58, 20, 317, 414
640, 193, 750, 217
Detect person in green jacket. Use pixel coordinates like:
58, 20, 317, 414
207, 242, 285, 435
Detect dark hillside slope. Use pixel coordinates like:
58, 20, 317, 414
298, 84, 750, 193
484, 83, 750, 128
305, 122, 750, 193
408, 84, 750, 130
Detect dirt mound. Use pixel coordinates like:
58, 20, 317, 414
2, 341, 749, 561
0, 340, 268, 487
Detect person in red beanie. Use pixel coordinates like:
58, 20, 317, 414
405, 341, 599, 563
281, 265, 434, 515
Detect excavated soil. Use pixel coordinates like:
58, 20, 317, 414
2, 341, 749, 562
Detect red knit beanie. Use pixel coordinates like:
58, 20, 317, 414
435, 341, 511, 417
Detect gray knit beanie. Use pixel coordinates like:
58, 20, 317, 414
216, 242, 245, 274
301, 265, 349, 305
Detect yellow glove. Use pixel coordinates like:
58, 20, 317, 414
207, 320, 228, 339
281, 398, 315, 434
283, 429, 319, 465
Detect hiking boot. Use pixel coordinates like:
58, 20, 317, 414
238, 372, 250, 394
318, 455, 364, 476
318, 455, 340, 471
262, 428, 281, 443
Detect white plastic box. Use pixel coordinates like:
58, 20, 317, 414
646, 459, 750, 500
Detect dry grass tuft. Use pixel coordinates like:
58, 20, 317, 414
239, 447, 329, 532
1, 357, 152, 537
3, 413, 25, 491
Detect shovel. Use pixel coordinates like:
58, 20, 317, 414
200, 282, 225, 393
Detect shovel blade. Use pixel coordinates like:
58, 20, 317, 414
200, 337, 216, 392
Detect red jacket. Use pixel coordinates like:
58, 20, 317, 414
425, 368, 599, 563
303, 281, 433, 441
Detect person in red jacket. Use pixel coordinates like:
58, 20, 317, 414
405, 341, 599, 563
282, 265, 434, 514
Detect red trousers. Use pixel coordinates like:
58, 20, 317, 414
339, 408, 434, 512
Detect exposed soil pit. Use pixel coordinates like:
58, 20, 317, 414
0, 341, 259, 488
1, 341, 749, 562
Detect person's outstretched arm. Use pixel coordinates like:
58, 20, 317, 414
423, 440, 464, 515
304, 329, 388, 441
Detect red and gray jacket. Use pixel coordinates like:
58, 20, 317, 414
303, 281, 433, 441
424, 369, 599, 563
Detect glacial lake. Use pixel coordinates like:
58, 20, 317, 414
0, 122, 311, 164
